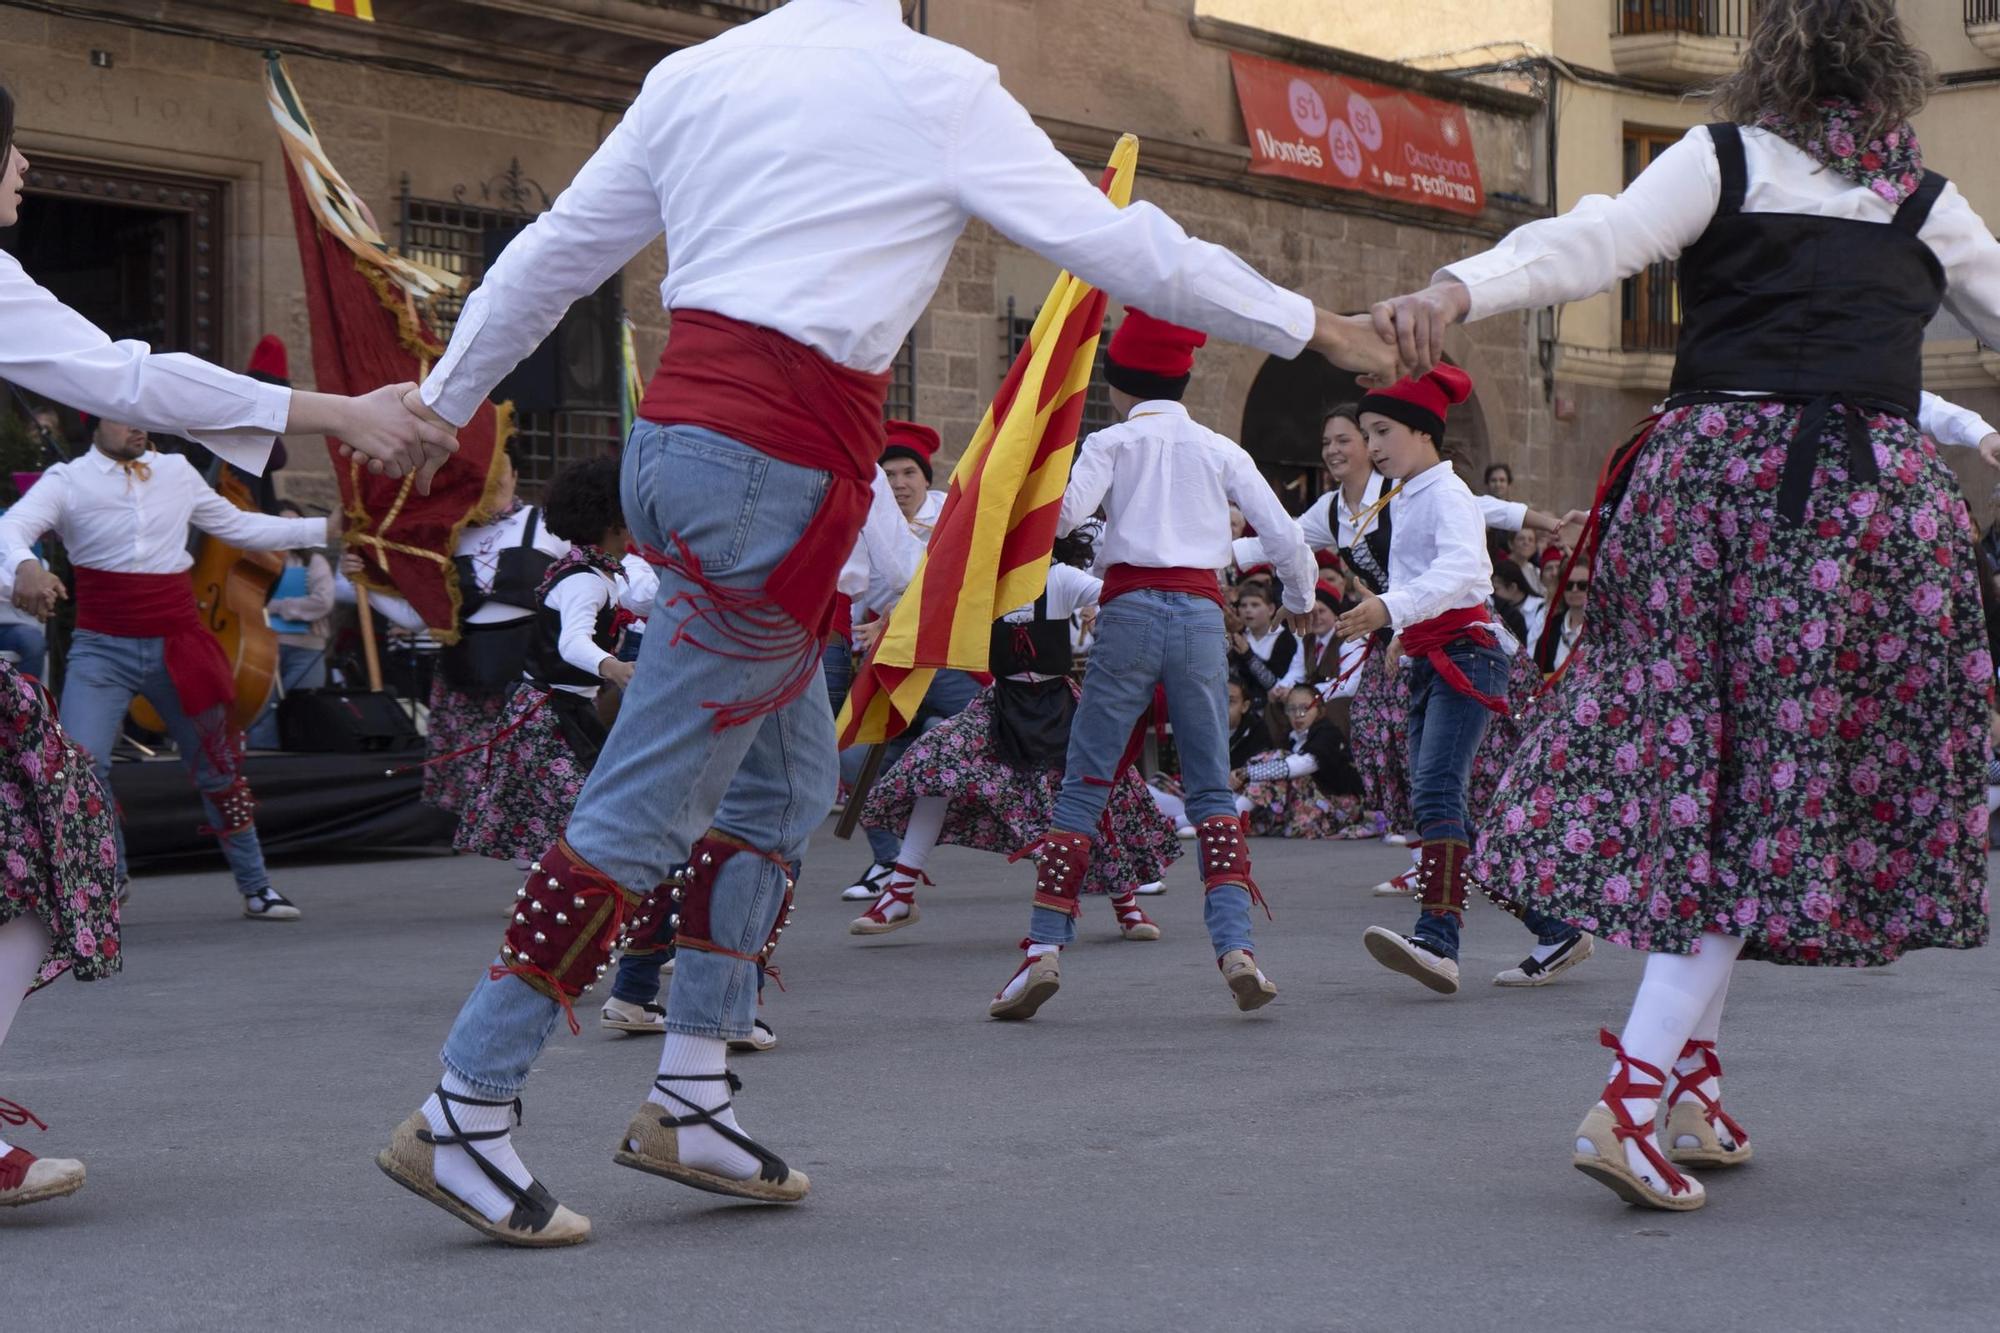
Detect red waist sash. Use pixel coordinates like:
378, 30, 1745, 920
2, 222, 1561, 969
1100, 564, 1226, 611
71, 568, 235, 720
639, 309, 888, 639
1399, 604, 1509, 716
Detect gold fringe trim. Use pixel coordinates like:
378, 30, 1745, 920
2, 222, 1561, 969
357, 255, 445, 362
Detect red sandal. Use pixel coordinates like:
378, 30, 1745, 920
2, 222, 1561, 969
1108, 890, 1160, 941
1572, 1030, 1706, 1211
848, 865, 926, 937
1664, 1039, 1752, 1168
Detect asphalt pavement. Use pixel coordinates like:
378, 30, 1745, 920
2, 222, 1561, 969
3, 828, 1995, 1332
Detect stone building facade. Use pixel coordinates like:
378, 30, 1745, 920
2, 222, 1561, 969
1, 0, 1549, 515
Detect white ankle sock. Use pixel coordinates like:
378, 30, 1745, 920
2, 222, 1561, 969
1669, 967, 1738, 1147
644, 1033, 761, 1179
1601, 932, 1743, 1182
1528, 938, 1569, 965
900, 797, 945, 872
997, 944, 1059, 1003
867, 864, 922, 922
422, 1071, 535, 1223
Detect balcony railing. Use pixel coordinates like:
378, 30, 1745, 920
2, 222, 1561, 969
1971, 1, 2000, 26
1621, 260, 1680, 353
1616, 1, 1754, 38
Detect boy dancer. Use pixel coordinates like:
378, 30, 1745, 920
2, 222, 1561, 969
991, 307, 1318, 1019
1334, 368, 1588, 994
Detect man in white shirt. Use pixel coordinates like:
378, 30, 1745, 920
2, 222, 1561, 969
379, 0, 1396, 1247
0, 418, 330, 921
991, 308, 1315, 1020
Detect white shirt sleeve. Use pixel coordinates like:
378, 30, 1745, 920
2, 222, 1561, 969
1476, 495, 1528, 532
352, 582, 428, 632
845, 468, 925, 607
421, 113, 665, 426
546, 573, 615, 679
1298, 493, 1336, 552
1230, 535, 1269, 570
1224, 451, 1317, 614
0, 467, 69, 598
1925, 181, 2000, 351
1439, 127, 1720, 321
183, 463, 328, 550
0, 254, 291, 472
617, 553, 660, 618
1919, 390, 1998, 448
1057, 432, 1118, 536
1380, 487, 1494, 631
1273, 632, 1306, 691
953, 73, 1316, 359
1043, 562, 1103, 620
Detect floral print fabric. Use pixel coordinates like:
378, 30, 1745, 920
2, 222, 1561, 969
1349, 646, 1414, 834
1474, 402, 1991, 965
864, 686, 1181, 895
0, 662, 121, 989
423, 677, 512, 813
452, 687, 589, 862
1240, 761, 1380, 840
1754, 98, 1924, 205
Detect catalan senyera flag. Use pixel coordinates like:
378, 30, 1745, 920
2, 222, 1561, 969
288, 0, 376, 21
837, 134, 1139, 748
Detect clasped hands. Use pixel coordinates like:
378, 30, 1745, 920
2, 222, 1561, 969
302, 383, 460, 497
1305, 279, 1474, 388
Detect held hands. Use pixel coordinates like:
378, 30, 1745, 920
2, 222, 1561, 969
326, 383, 458, 496
1334, 594, 1390, 641
1308, 310, 1400, 385
1980, 433, 2000, 471
1366, 280, 1472, 379
599, 657, 638, 690
10, 561, 66, 620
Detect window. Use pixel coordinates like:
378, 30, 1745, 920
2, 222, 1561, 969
1001, 298, 1119, 440
398, 191, 623, 496
1620, 127, 1683, 351
1616, 1, 1753, 38
885, 334, 918, 422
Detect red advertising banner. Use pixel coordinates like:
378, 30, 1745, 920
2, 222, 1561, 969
1228, 52, 1484, 217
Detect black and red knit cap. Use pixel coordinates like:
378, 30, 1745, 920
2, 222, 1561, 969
1358, 364, 1474, 443
1105, 307, 1207, 401
880, 419, 940, 483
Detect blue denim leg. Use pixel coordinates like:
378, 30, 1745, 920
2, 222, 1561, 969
611, 950, 668, 1006
1406, 641, 1508, 959
1153, 594, 1253, 957
821, 635, 853, 715
0, 621, 48, 680
1521, 907, 1581, 946
439, 424, 837, 1090
146, 660, 274, 897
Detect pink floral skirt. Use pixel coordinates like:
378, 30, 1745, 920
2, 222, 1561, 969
425, 677, 512, 814
0, 662, 121, 988
1467, 646, 1548, 819
1475, 402, 1991, 965
1349, 644, 1413, 833
453, 686, 593, 862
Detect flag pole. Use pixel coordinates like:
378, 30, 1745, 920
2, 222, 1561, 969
834, 744, 886, 840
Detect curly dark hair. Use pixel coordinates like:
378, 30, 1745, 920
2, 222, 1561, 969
1051, 527, 1096, 570
541, 457, 624, 546
1711, 0, 1935, 144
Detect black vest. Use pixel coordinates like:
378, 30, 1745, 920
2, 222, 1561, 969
1336, 495, 1393, 597
987, 591, 1073, 678
438, 508, 556, 692
526, 564, 617, 690
456, 507, 553, 618
1668, 123, 1947, 523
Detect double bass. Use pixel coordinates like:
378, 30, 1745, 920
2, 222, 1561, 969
128, 466, 283, 735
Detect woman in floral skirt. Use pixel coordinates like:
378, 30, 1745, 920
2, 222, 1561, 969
454, 459, 636, 862
852, 533, 1177, 941
1372, 0, 1999, 1211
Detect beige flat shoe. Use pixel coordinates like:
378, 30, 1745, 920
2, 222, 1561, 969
613, 1073, 809, 1204
1362, 927, 1460, 994
988, 950, 1061, 1020
376, 1111, 592, 1247
1218, 948, 1277, 1011
1571, 1030, 1706, 1212
1663, 1039, 1752, 1168
0, 1153, 85, 1207
848, 887, 919, 936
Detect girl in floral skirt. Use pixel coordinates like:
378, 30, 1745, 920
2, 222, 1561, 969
1235, 684, 1373, 839
1372, 0, 2000, 1211
852, 532, 1176, 942
454, 459, 636, 861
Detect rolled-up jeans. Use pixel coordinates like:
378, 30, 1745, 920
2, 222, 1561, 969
439, 423, 839, 1099
1403, 640, 1577, 959
59, 629, 273, 896
1031, 590, 1251, 958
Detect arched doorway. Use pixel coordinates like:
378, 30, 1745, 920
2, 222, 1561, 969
1238, 352, 1494, 513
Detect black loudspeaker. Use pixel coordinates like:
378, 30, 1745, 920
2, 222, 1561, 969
277, 689, 421, 754
484, 223, 621, 413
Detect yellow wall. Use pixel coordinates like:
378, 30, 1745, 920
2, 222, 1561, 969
1194, 0, 1552, 62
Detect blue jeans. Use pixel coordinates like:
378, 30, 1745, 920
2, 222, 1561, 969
60, 630, 274, 896
842, 667, 981, 865
0, 621, 47, 680
609, 858, 790, 1008
439, 423, 840, 1097
822, 635, 853, 716
1403, 642, 1577, 958
246, 643, 327, 750
1033, 590, 1251, 958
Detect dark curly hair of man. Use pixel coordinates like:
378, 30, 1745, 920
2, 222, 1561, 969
542, 457, 625, 546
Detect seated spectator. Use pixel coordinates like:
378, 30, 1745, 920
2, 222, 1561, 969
1232, 684, 1375, 839
1535, 559, 1590, 674
1490, 558, 1543, 650
1227, 577, 1302, 705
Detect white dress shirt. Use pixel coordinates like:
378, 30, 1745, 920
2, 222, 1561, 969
0, 253, 290, 473
1300, 471, 1526, 553
1241, 624, 1305, 692
1441, 124, 2000, 348
836, 467, 927, 616
420, 0, 1314, 425
1378, 461, 1493, 632
1058, 400, 1318, 614
619, 550, 660, 630
0, 449, 325, 599
541, 567, 618, 698
1920, 392, 1997, 447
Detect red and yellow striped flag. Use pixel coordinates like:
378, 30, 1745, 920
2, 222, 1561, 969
838, 134, 1139, 747
288, 0, 375, 21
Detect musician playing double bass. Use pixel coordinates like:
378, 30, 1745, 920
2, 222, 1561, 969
0, 416, 332, 921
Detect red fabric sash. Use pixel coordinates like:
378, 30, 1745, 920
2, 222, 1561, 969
1399, 604, 1510, 716
72, 567, 235, 720
639, 309, 888, 638
1100, 564, 1226, 611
